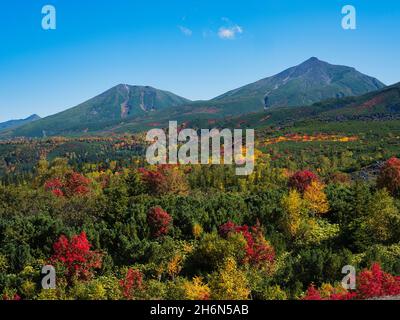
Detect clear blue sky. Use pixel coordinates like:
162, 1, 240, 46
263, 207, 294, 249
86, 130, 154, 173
0, 0, 399, 122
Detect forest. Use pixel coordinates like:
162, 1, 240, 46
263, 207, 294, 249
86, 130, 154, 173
1, 119, 400, 300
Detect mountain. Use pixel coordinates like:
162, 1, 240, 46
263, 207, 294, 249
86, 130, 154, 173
0, 114, 41, 132
209, 57, 385, 114
209, 82, 400, 129
8, 85, 190, 137
2, 58, 388, 138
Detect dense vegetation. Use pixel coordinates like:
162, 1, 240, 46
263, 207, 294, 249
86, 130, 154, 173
1, 119, 400, 300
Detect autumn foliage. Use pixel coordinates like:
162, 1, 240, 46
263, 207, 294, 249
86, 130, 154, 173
2, 293, 21, 301
303, 180, 329, 215
303, 263, 400, 300
147, 206, 173, 238
357, 263, 400, 299
289, 170, 319, 193
219, 221, 275, 268
377, 157, 400, 196
183, 277, 211, 300
120, 269, 144, 300
139, 165, 188, 195
50, 232, 103, 282
44, 172, 91, 197
44, 178, 64, 197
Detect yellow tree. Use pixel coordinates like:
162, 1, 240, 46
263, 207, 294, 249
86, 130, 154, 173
303, 180, 329, 215
183, 277, 211, 300
210, 257, 250, 300
192, 223, 203, 239
167, 254, 183, 280
280, 190, 303, 237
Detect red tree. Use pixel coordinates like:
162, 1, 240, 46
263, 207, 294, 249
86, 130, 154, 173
139, 165, 188, 195
120, 269, 144, 300
44, 178, 64, 197
147, 207, 173, 238
51, 232, 102, 282
64, 172, 91, 196
44, 172, 91, 197
288, 170, 318, 193
219, 221, 275, 268
139, 167, 167, 195
377, 157, 400, 196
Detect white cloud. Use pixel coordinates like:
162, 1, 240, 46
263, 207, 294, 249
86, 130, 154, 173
178, 26, 193, 36
218, 25, 243, 40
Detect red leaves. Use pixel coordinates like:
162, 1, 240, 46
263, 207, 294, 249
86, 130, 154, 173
139, 168, 167, 195
219, 221, 275, 268
51, 232, 102, 282
139, 165, 188, 195
120, 269, 144, 300
357, 263, 400, 299
377, 157, 400, 196
303, 263, 400, 300
44, 178, 64, 197
288, 170, 318, 193
302, 285, 322, 300
44, 172, 91, 197
2, 293, 21, 301
64, 172, 91, 196
147, 206, 173, 238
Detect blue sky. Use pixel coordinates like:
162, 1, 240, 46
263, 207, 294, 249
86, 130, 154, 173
0, 0, 399, 122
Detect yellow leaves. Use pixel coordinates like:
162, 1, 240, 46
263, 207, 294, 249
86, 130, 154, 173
167, 254, 183, 279
210, 257, 250, 300
183, 243, 194, 255
264, 134, 358, 145
87, 281, 107, 300
192, 223, 203, 239
303, 180, 329, 215
281, 181, 331, 241
280, 190, 303, 237
183, 277, 211, 300
36, 289, 59, 300
20, 281, 37, 299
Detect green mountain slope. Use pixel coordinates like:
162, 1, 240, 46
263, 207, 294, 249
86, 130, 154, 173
8, 85, 190, 137
212, 82, 400, 129
211, 57, 385, 113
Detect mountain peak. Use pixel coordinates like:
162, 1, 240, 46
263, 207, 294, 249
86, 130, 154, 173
27, 114, 41, 120
304, 57, 321, 63
298, 57, 327, 69
213, 57, 386, 110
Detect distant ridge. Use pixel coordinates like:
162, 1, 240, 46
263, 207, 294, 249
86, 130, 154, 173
0, 114, 41, 132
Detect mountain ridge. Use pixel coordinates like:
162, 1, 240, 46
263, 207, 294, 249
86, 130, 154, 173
2, 57, 389, 138
7, 84, 190, 137
0, 114, 41, 132
212, 57, 385, 110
